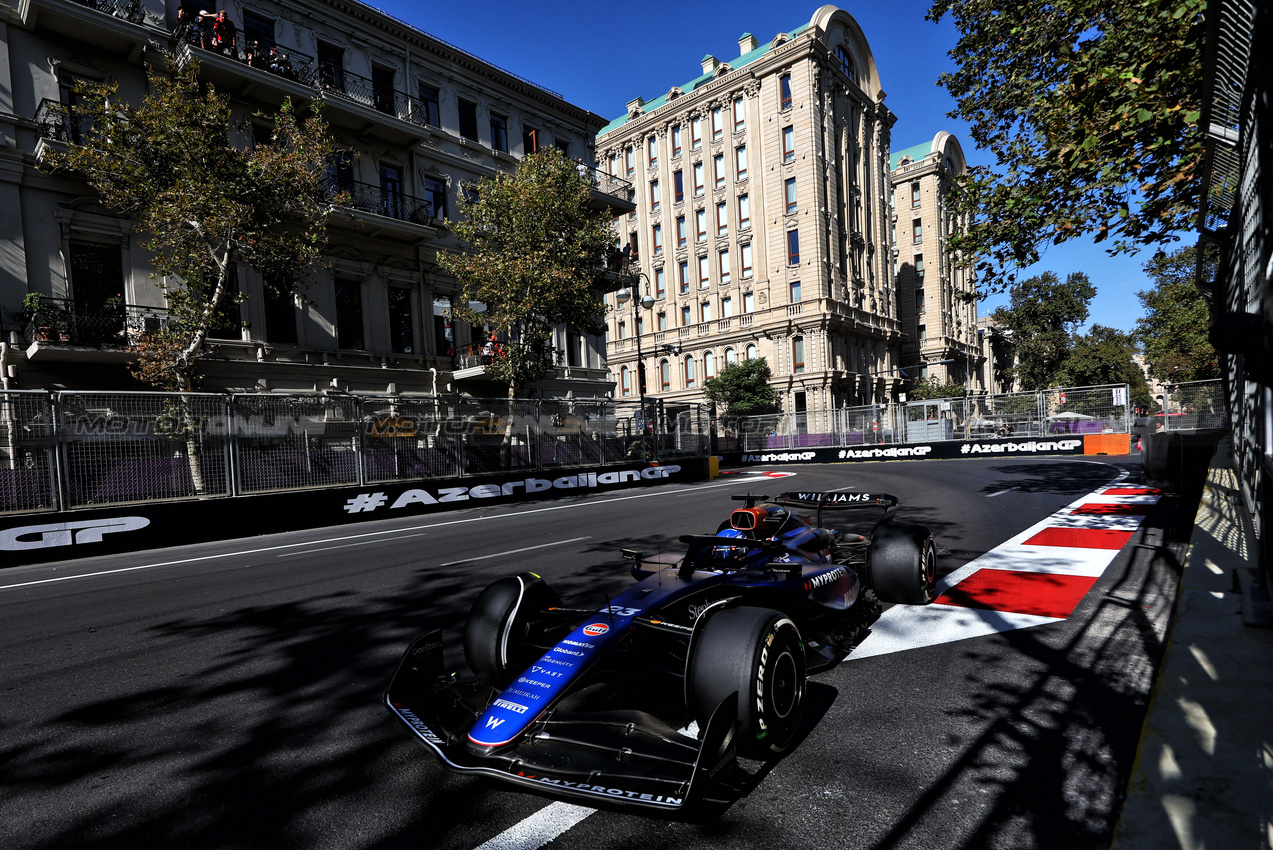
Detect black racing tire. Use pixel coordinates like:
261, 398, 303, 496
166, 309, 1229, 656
688, 606, 806, 760
463, 572, 560, 688
868, 524, 938, 605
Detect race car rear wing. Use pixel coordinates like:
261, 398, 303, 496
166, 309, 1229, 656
768, 490, 900, 529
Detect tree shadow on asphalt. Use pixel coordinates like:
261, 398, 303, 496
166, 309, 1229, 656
858, 480, 1197, 850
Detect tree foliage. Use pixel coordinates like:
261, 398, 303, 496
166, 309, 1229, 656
440, 148, 614, 400
928, 0, 1207, 290
908, 377, 966, 400
42, 59, 339, 391
1134, 244, 1219, 381
703, 358, 778, 418
991, 271, 1097, 389
1059, 324, 1154, 408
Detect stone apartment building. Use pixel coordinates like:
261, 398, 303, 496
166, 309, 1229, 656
0, 0, 631, 397
595, 5, 906, 421
888, 132, 982, 391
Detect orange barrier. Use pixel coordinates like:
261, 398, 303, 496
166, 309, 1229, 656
1084, 434, 1131, 455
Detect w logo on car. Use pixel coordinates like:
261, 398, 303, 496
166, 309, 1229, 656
484, 716, 504, 729
582, 623, 609, 637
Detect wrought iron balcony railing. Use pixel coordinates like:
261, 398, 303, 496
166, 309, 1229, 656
317, 62, 425, 124
175, 25, 318, 86
453, 342, 562, 373
20, 297, 171, 348
69, 0, 146, 24
33, 99, 95, 146
329, 179, 436, 225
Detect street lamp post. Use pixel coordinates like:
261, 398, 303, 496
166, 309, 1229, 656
615, 274, 656, 457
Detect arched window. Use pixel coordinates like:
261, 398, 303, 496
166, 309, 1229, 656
725, 347, 737, 366
684, 355, 697, 388
659, 359, 671, 391
620, 365, 631, 397
746, 343, 758, 361
704, 350, 716, 379
835, 46, 856, 82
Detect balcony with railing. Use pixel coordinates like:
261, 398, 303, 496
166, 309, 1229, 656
452, 342, 562, 381
31, 99, 95, 160
20, 0, 159, 53
175, 27, 319, 105
20, 297, 171, 361
327, 179, 438, 231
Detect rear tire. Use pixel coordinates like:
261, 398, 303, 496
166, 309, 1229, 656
868, 524, 938, 604
688, 606, 806, 760
463, 572, 560, 688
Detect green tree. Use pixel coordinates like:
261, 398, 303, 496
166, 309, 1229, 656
42, 59, 340, 391
929, 0, 1207, 290
908, 377, 966, 401
1135, 244, 1219, 381
1059, 324, 1154, 409
703, 358, 779, 418
439, 148, 614, 459
991, 271, 1097, 389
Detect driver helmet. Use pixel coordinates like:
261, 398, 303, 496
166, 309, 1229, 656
713, 528, 749, 565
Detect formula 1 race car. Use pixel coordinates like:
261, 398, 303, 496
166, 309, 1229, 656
385, 490, 938, 812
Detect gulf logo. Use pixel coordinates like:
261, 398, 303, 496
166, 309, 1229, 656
582, 622, 609, 637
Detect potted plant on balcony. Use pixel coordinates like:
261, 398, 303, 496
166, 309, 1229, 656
17, 293, 63, 343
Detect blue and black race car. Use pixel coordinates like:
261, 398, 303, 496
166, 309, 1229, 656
385, 490, 938, 811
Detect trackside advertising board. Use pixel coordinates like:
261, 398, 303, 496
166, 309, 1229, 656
719, 437, 1087, 467
0, 460, 707, 568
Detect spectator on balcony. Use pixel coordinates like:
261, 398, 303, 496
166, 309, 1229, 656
201, 10, 237, 56
246, 40, 268, 69
174, 2, 202, 45
268, 47, 295, 80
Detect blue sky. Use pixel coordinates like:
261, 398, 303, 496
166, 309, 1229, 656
375, 0, 1176, 334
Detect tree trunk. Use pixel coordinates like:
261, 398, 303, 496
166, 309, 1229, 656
501, 380, 517, 470
178, 380, 207, 497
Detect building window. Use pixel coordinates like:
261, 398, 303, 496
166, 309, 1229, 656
780, 73, 792, 110
698, 255, 709, 288
696, 208, 707, 242
679, 261, 690, 293
676, 215, 687, 247
335, 279, 363, 349
719, 248, 731, 284
785, 177, 797, 214
317, 41, 345, 92
636, 314, 644, 335
243, 10, 275, 50
263, 278, 298, 345
790, 280, 802, 302
660, 359, 671, 391
620, 366, 631, 397
792, 335, 805, 373
915, 254, 925, 278
743, 291, 754, 312
658, 311, 668, 330
458, 99, 479, 142
625, 147, 634, 176
618, 320, 626, 339
489, 113, 508, 152
524, 126, 541, 154
654, 266, 666, 298
682, 304, 692, 326
912, 218, 922, 244
738, 194, 750, 229
716, 201, 728, 237
915, 288, 925, 312
424, 177, 446, 220
373, 67, 397, 114
741, 243, 753, 279
911, 182, 921, 208
701, 300, 712, 322
782, 126, 794, 163
648, 135, 658, 167
674, 170, 684, 203
388, 286, 414, 353
418, 84, 440, 127
746, 342, 757, 361
650, 180, 660, 212
725, 347, 736, 365
711, 107, 723, 142
652, 224, 663, 255
691, 116, 702, 149
787, 230, 800, 265
733, 97, 745, 133
693, 162, 704, 195
379, 163, 404, 218
705, 350, 717, 379
836, 45, 856, 81
722, 295, 733, 317
736, 145, 747, 181
684, 355, 697, 387
714, 154, 725, 188
555, 138, 571, 157
672, 124, 682, 157
918, 324, 927, 341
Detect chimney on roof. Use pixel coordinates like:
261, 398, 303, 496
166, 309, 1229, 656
701, 54, 719, 75
738, 33, 758, 55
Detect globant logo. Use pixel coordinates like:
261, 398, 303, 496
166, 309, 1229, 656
960, 439, 1082, 455
342, 465, 682, 514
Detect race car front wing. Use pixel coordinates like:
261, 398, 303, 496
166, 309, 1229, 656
384, 630, 739, 811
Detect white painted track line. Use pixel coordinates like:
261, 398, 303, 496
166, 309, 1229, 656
473, 802, 595, 850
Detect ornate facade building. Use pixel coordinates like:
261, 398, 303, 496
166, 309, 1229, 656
595, 5, 905, 420
888, 131, 982, 390
0, 0, 630, 397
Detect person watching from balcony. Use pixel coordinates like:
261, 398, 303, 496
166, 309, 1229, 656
201, 10, 237, 56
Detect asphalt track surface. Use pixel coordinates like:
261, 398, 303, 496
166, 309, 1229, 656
0, 456, 1200, 850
